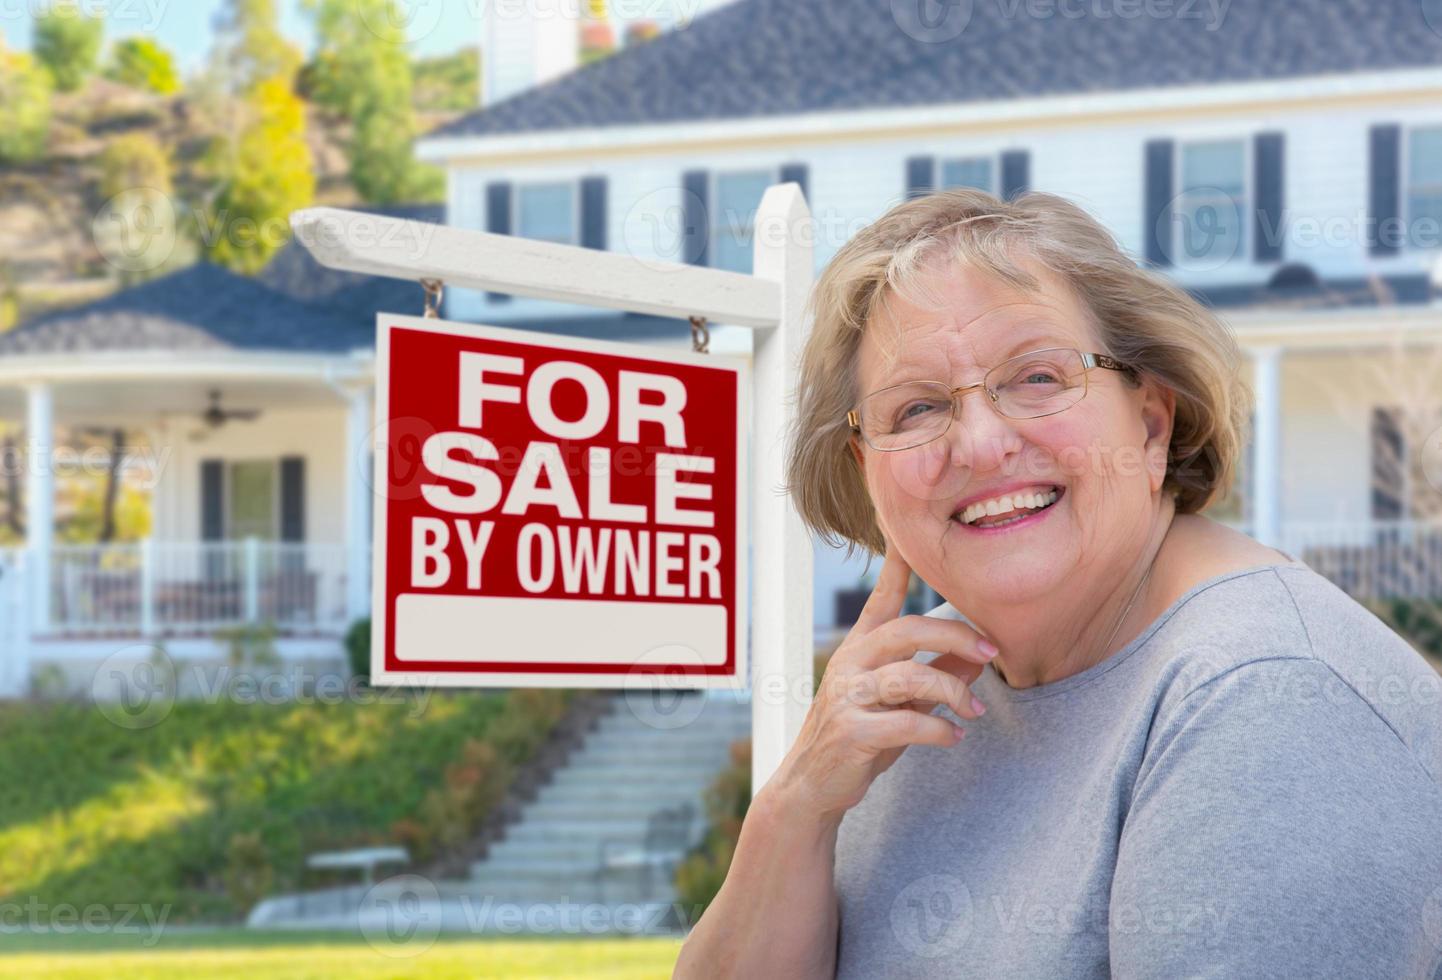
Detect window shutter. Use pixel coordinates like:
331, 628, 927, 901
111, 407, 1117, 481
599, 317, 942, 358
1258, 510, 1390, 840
905, 156, 935, 199
682, 169, 710, 266
779, 162, 809, 201
200, 460, 223, 541
1253, 132, 1285, 263
280, 456, 305, 543
485, 181, 513, 302
1370, 406, 1405, 520
1000, 150, 1030, 200
580, 176, 607, 250
1369, 124, 1402, 257
1143, 139, 1175, 267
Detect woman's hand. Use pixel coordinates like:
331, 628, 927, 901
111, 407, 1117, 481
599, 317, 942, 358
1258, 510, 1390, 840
770, 542, 998, 821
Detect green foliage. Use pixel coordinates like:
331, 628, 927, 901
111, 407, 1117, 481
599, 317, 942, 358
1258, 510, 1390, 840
1367, 598, 1442, 662
210, 0, 302, 94
201, 76, 315, 273
303, 0, 438, 204
344, 618, 371, 680
33, 1, 104, 93
674, 739, 751, 918
0, 691, 518, 922
97, 132, 172, 199
106, 36, 180, 95
0, 46, 53, 163
222, 831, 273, 914
411, 47, 479, 112
216, 621, 280, 669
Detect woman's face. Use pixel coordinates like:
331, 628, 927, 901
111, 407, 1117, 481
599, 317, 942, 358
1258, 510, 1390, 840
850, 258, 1174, 607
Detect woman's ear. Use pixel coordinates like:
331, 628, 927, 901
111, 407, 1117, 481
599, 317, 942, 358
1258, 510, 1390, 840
848, 433, 866, 469
1139, 380, 1176, 493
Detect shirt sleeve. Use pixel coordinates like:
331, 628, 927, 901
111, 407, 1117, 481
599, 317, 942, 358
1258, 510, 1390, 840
1110, 656, 1442, 980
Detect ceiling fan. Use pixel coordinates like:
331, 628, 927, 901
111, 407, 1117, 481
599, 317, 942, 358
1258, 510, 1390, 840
189, 389, 262, 441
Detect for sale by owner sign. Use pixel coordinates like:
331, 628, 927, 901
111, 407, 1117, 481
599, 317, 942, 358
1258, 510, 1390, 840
370, 314, 748, 689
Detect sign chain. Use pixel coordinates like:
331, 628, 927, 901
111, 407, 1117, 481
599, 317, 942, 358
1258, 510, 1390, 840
689, 315, 710, 354
420, 279, 444, 318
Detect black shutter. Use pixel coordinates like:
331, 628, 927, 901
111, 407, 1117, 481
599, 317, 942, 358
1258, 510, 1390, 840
1143, 139, 1175, 267
906, 156, 935, 199
1253, 132, 1285, 263
580, 176, 607, 250
1369, 124, 1402, 257
1370, 407, 1406, 520
280, 456, 305, 542
485, 181, 512, 302
200, 460, 223, 541
1000, 150, 1030, 200
779, 162, 809, 201
682, 169, 709, 266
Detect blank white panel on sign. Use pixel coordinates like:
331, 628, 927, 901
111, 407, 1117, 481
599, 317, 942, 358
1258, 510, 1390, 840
393, 593, 728, 666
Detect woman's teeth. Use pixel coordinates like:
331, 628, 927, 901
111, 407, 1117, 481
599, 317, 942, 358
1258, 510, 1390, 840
957, 487, 1060, 527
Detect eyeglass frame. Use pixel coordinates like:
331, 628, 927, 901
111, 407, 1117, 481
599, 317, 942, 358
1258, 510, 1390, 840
845, 347, 1139, 452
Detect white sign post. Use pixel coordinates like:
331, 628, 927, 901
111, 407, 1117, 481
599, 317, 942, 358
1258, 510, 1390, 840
290, 183, 814, 798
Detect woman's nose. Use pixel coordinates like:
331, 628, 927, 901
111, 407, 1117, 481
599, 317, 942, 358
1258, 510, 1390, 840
946, 389, 1022, 471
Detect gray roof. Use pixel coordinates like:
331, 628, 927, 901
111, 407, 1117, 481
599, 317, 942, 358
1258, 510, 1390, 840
0, 263, 371, 357
430, 0, 1442, 140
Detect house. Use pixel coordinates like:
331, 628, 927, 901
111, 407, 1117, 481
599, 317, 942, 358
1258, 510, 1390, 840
417, 0, 1442, 617
2, 0, 1441, 696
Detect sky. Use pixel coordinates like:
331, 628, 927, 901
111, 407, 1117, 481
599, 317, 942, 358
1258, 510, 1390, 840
0, 0, 729, 73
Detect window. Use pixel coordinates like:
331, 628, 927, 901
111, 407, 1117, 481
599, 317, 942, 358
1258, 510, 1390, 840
227, 460, 277, 540
1176, 140, 1247, 266
712, 170, 773, 273
516, 182, 575, 244
940, 156, 994, 193
1407, 125, 1442, 251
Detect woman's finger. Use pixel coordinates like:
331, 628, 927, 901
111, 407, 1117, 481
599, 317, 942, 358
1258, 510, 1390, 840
856, 660, 984, 720
852, 614, 999, 669
850, 541, 913, 636
855, 705, 965, 750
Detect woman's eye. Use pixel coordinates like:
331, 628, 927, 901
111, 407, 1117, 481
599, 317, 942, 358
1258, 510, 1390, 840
1022, 371, 1059, 384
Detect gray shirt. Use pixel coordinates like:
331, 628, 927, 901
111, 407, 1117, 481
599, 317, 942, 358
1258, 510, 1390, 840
832, 558, 1442, 979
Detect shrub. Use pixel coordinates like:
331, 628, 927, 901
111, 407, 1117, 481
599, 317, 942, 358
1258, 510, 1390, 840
0, 46, 53, 164
344, 617, 371, 680
222, 831, 274, 915
33, 1, 103, 93
674, 739, 751, 920
106, 37, 180, 95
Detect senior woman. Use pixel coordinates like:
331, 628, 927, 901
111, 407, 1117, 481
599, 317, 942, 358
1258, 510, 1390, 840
674, 189, 1442, 979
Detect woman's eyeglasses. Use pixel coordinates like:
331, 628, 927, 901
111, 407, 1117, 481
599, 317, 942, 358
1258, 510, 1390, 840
846, 347, 1137, 452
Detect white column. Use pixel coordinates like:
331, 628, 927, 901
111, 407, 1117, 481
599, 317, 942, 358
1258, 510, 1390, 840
749, 182, 815, 798
1251, 345, 1283, 549
344, 385, 373, 622
25, 382, 53, 633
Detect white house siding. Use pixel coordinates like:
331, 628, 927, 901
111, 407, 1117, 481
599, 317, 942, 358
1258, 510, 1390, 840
150, 405, 351, 547
432, 77, 1442, 626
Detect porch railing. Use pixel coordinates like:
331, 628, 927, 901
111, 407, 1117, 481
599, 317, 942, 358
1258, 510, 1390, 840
47, 540, 351, 636
1280, 520, 1442, 602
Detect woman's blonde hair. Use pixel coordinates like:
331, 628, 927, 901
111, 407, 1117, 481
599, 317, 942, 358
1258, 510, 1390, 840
786, 188, 1252, 557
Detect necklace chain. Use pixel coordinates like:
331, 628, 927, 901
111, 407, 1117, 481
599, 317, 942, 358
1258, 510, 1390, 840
1099, 554, 1157, 660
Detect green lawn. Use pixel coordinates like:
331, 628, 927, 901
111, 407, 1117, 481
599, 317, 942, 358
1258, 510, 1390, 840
1, 930, 684, 978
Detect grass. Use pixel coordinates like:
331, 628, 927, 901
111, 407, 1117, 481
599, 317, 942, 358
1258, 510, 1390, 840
0, 691, 515, 922
1, 930, 685, 979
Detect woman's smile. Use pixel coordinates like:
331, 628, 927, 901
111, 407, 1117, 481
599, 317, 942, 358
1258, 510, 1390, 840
950, 484, 1066, 535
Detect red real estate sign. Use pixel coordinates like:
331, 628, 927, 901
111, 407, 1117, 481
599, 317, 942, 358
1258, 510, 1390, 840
370, 314, 748, 689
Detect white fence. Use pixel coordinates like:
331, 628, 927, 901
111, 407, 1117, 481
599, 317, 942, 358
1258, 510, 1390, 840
47, 540, 351, 636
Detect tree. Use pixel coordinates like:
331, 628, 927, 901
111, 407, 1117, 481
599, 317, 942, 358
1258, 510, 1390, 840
199, 0, 313, 273
105, 36, 180, 94
0, 42, 53, 162
94, 134, 178, 283
303, 0, 439, 203
33, 1, 104, 93
201, 76, 315, 273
